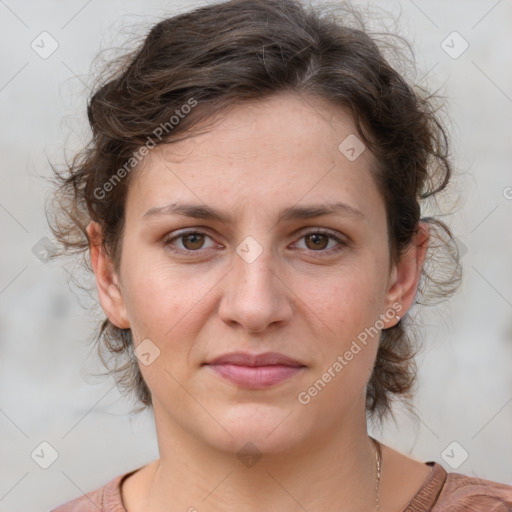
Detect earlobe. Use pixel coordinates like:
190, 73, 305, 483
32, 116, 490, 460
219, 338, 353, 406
86, 221, 130, 329
383, 222, 430, 327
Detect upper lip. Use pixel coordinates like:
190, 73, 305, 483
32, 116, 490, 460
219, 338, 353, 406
204, 352, 305, 367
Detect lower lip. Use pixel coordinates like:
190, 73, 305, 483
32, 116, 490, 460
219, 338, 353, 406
206, 363, 305, 389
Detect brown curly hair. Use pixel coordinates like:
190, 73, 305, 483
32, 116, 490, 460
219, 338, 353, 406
47, 0, 462, 425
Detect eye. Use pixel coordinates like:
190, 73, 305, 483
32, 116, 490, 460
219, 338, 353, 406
293, 229, 347, 255
163, 230, 219, 254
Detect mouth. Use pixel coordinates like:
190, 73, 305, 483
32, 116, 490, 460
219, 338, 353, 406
203, 352, 306, 389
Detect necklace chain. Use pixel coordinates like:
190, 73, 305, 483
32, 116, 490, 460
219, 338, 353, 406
371, 437, 382, 511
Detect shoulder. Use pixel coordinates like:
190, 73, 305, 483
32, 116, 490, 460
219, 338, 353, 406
433, 468, 512, 511
50, 481, 108, 512
49, 469, 137, 512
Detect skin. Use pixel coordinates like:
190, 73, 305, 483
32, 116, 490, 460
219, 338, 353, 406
87, 92, 431, 512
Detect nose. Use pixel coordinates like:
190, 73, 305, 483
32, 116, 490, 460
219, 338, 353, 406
217, 241, 294, 333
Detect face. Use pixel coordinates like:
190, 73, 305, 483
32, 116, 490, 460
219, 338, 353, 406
89, 92, 425, 456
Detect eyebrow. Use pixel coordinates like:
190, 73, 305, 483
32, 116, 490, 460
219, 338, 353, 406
142, 201, 367, 223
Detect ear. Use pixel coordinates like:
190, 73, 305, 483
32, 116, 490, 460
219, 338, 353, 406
86, 221, 130, 329
382, 222, 430, 328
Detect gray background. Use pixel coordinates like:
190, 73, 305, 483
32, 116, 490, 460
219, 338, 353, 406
0, 0, 511, 510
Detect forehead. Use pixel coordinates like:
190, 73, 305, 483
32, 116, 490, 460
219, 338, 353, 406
125, 93, 381, 221
137, 93, 369, 164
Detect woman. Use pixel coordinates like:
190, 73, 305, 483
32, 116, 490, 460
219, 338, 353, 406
48, 0, 512, 510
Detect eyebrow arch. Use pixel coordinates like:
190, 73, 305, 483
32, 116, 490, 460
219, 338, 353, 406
142, 201, 367, 223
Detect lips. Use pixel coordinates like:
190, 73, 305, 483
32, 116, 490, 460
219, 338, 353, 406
205, 351, 305, 367
203, 352, 306, 389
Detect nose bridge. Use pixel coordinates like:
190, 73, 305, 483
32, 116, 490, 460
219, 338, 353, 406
218, 234, 292, 331
234, 237, 275, 293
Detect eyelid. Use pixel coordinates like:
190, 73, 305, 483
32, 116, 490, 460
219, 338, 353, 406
293, 226, 346, 240
162, 229, 219, 251
290, 228, 348, 253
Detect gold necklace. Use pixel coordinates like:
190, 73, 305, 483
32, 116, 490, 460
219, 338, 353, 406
370, 436, 382, 511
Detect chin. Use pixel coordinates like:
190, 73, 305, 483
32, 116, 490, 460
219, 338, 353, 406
200, 402, 307, 456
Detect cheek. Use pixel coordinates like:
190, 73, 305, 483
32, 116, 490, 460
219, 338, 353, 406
298, 259, 387, 390
120, 264, 206, 393
299, 271, 384, 411
310, 260, 387, 333
120, 248, 218, 352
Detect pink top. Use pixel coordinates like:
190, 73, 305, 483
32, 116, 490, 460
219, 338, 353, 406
50, 461, 512, 511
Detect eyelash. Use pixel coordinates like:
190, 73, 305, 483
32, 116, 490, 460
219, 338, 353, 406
162, 229, 348, 258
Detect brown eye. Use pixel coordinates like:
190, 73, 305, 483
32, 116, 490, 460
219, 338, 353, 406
294, 229, 347, 256
163, 230, 218, 255
181, 232, 205, 250
304, 233, 329, 250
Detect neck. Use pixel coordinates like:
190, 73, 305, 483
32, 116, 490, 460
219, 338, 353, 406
140, 397, 380, 512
